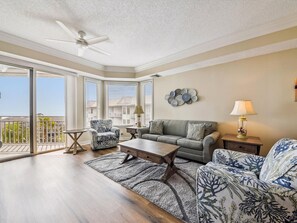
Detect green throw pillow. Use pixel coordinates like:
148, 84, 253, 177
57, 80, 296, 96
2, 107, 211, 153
186, 123, 205, 141
149, 120, 164, 135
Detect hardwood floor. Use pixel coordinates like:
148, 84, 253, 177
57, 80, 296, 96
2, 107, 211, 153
0, 145, 182, 223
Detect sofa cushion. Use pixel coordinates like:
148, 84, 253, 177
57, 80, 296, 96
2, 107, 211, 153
149, 120, 164, 135
157, 135, 182, 144
260, 138, 297, 189
186, 123, 205, 141
188, 121, 217, 136
177, 138, 203, 150
141, 134, 160, 141
162, 120, 188, 137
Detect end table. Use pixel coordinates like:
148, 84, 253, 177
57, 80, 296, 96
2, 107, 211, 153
221, 134, 263, 155
63, 128, 88, 155
126, 126, 147, 140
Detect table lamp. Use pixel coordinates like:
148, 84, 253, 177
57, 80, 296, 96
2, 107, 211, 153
230, 100, 256, 139
134, 105, 144, 127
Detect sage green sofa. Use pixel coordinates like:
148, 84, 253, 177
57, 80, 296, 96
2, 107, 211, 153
138, 119, 219, 163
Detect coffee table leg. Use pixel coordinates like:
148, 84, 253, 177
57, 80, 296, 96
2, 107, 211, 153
162, 150, 178, 182
121, 154, 137, 164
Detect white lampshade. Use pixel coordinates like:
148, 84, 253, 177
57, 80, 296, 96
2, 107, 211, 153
230, 100, 256, 116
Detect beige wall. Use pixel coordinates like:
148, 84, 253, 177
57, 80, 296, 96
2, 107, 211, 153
154, 48, 297, 156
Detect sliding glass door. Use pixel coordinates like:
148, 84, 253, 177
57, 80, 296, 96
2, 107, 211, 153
36, 71, 65, 153
0, 64, 31, 160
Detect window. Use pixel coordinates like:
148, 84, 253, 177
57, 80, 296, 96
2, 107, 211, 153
106, 83, 137, 126
85, 79, 101, 127
141, 81, 153, 126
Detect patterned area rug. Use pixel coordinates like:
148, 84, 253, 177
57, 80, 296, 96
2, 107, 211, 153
85, 152, 202, 223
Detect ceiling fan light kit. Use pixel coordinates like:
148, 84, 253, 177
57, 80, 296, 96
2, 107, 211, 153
46, 20, 110, 57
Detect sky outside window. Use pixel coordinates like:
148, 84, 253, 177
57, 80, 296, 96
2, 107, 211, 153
37, 76, 65, 116
0, 76, 29, 116
0, 73, 65, 116
108, 85, 136, 100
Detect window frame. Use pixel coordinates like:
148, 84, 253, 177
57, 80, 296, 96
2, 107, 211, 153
104, 81, 138, 127
84, 77, 102, 128
140, 80, 153, 126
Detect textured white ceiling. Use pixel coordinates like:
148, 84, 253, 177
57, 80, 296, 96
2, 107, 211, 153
0, 0, 297, 67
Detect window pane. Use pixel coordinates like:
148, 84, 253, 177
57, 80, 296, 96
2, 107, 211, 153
144, 82, 153, 126
108, 84, 136, 126
0, 65, 31, 158
36, 72, 65, 152
85, 81, 98, 126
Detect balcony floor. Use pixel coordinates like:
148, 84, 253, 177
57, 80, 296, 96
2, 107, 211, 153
0, 143, 65, 154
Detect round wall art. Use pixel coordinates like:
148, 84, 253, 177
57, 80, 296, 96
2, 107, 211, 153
165, 88, 199, 107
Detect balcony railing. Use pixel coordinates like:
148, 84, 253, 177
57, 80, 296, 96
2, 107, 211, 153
0, 118, 65, 144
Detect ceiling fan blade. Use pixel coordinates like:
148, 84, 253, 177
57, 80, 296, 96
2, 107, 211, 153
46, 39, 75, 44
89, 46, 111, 56
77, 47, 86, 57
56, 20, 77, 39
87, 36, 109, 45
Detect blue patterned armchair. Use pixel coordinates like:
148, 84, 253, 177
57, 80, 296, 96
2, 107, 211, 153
89, 119, 120, 150
196, 138, 297, 223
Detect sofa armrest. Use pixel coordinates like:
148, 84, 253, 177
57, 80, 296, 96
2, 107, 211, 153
111, 127, 120, 139
212, 149, 265, 176
202, 131, 220, 163
203, 131, 220, 147
138, 127, 149, 138
196, 164, 297, 223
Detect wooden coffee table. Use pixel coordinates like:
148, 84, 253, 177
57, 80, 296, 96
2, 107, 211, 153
118, 139, 180, 182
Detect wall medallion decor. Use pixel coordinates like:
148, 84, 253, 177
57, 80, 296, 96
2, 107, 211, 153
165, 88, 199, 107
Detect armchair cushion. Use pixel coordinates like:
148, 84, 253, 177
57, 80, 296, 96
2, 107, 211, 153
197, 162, 297, 223
213, 149, 265, 176
96, 132, 117, 142
206, 162, 258, 179
90, 119, 113, 133
260, 138, 297, 189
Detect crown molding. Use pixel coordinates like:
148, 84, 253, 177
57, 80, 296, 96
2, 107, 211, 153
150, 38, 297, 78
0, 31, 139, 74
104, 65, 135, 73
1, 12, 297, 80
0, 31, 105, 70
135, 13, 297, 72
0, 52, 78, 77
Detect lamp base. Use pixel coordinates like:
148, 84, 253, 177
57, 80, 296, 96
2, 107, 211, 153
137, 122, 141, 127
237, 133, 247, 139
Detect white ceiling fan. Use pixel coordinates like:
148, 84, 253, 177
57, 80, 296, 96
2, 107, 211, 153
46, 20, 110, 57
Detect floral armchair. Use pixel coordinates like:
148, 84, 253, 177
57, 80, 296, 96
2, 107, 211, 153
89, 119, 120, 150
196, 138, 297, 223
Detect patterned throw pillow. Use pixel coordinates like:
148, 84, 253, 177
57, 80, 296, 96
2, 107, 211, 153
149, 120, 164, 135
259, 138, 297, 189
186, 123, 205, 141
